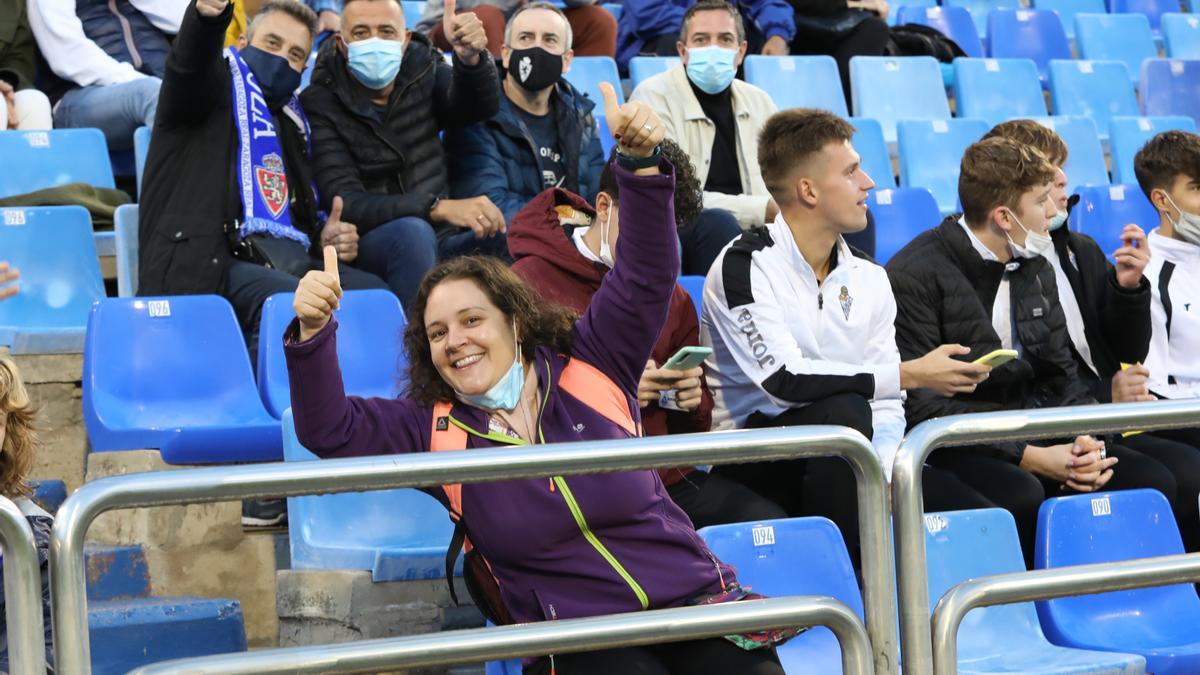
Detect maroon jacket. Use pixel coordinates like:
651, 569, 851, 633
508, 187, 713, 485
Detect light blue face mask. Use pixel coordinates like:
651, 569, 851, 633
1047, 210, 1068, 231
346, 37, 404, 90
455, 322, 525, 412
685, 45, 737, 95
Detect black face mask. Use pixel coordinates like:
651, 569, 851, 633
508, 46, 564, 93
240, 45, 301, 109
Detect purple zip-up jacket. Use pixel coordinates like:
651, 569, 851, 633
285, 159, 738, 626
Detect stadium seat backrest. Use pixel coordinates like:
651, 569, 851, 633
953, 57, 1047, 126
257, 290, 408, 419
1031, 0, 1107, 39
1108, 0, 1176, 31
1162, 13, 1200, 59
898, 118, 989, 215
1034, 490, 1200, 648
677, 275, 705, 319
629, 56, 680, 89
1109, 115, 1198, 184
988, 9, 1072, 81
1025, 116, 1110, 192
945, 0, 1021, 37
1071, 184, 1159, 253
1048, 59, 1139, 138
0, 206, 104, 351
563, 56, 622, 109
743, 55, 848, 116
1141, 58, 1200, 129
401, 0, 425, 29
115, 204, 139, 298
700, 517, 864, 675
896, 5, 984, 57
133, 126, 151, 194
1075, 13, 1157, 87
283, 409, 456, 580
0, 129, 115, 198
83, 295, 280, 462
924, 509, 1051, 659
889, 0, 937, 25
868, 187, 942, 264
850, 56, 951, 144
850, 117, 896, 189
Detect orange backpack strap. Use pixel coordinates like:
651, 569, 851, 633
558, 358, 641, 437
430, 401, 468, 521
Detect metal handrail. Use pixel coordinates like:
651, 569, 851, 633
891, 399, 1200, 674
126, 596, 872, 675
52, 425, 900, 675
931, 552, 1200, 675
0, 496, 46, 675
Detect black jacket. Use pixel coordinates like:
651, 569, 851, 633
1051, 197, 1153, 402
0, 0, 37, 91
886, 216, 1094, 463
137, 4, 322, 296
299, 34, 500, 237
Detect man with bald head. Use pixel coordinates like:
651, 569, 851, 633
444, 2, 605, 224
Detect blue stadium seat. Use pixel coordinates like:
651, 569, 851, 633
401, 0, 425, 28
1031, 0, 1106, 40
678, 275, 705, 318
987, 9, 1072, 84
1109, 115, 1198, 184
850, 117, 896, 189
0, 206, 104, 354
898, 118, 990, 215
945, 0, 1022, 38
850, 56, 951, 144
1108, 0, 1176, 33
629, 56, 680, 89
600, 2, 621, 19
1162, 13, 1200, 59
925, 508, 1146, 674
1035, 490, 1200, 673
1048, 59, 1139, 139
1076, 13, 1157, 88
953, 57, 1048, 126
889, 0, 938, 25
485, 657, 521, 675
1024, 116, 1110, 192
563, 55, 622, 109
133, 126, 151, 194
700, 518, 864, 675
283, 409, 458, 580
0, 129, 114, 198
1070, 184, 1160, 253
743, 55, 848, 116
83, 295, 282, 464
256, 290, 408, 419
896, 5, 985, 58
867, 187, 942, 264
1141, 59, 1200, 129
596, 115, 615, 159
114, 204, 138, 298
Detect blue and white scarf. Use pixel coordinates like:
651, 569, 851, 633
226, 46, 312, 248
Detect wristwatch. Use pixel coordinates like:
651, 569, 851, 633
615, 144, 662, 170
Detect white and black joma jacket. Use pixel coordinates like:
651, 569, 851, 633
1145, 229, 1200, 399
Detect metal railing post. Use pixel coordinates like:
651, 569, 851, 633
931, 553, 1200, 675
126, 596, 872, 675
892, 399, 1200, 674
0, 497, 46, 675
51, 425, 899, 675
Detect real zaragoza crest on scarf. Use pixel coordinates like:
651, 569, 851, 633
255, 153, 289, 218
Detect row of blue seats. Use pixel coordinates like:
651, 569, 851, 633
887, 0, 1195, 35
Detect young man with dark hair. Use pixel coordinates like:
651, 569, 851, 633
702, 108, 992, 556
887, 136, 1178, 559
986, 120, 1200, 551
509, 139, 786, 528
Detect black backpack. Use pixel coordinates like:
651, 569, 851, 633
886, 23, 968, 62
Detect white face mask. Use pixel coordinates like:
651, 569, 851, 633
1006, 209, 1053, 259
598, 202, 615, 267
1047, 209, 1068, 232
1163, 192, 1200, 246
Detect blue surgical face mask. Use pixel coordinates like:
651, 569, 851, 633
1047, 210, 1068, 231
346, 37, 404, 90
455, 322, 525, 412
685, 45, 737, 95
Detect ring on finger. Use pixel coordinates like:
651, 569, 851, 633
642, 123, 654, 132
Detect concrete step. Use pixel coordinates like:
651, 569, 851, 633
88, 595, 246, 675
85, 545, 150, 601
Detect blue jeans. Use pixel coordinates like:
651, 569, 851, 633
53, 77, 160, 151
356, 217, 439, 308
437, 228, 510, 261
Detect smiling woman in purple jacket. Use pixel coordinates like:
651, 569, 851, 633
283, 84, 791, 674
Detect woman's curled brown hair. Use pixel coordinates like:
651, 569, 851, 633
0, 357, 37, 499
403, 256, 578, 406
